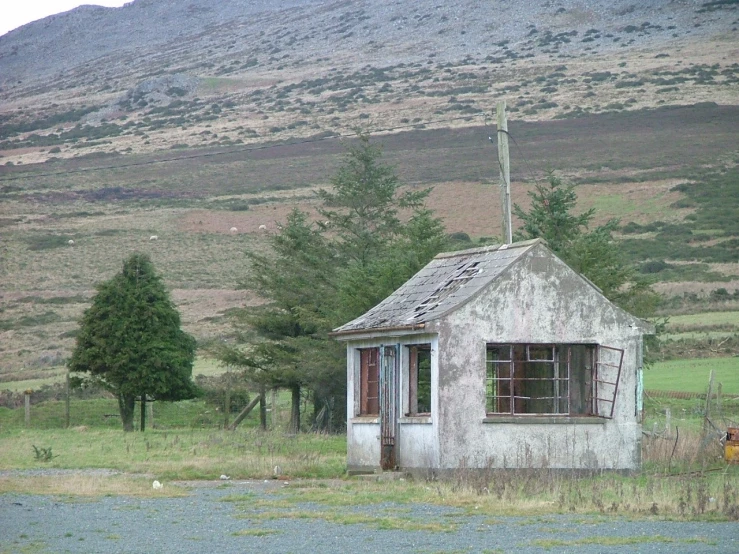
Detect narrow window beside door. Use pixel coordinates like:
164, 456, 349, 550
407, 345, 431, 415
359, 348, 379, 415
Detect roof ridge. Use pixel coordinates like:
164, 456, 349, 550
434, 238, 544, 259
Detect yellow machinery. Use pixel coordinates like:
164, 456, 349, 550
725, 428, 739, 463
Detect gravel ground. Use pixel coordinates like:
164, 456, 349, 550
1, 478, 737, 554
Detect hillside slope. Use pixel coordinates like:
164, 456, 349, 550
0, 0, 737, 380
1, 0, 737, 165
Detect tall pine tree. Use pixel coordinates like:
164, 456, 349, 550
222, 133, 447, 432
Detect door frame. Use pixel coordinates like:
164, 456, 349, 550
379, 344, 400, 470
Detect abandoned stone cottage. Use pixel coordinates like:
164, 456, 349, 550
332, 239, 654, 473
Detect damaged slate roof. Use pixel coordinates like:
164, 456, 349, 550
332, 239, 543, 335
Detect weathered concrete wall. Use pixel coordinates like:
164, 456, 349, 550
345, 338, 378, 470
398, 420, 438, 468
431, 243, 646, 470
345, 334, 440, 472
348, 421, 382, 470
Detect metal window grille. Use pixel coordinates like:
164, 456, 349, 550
486, 343, 610, 416
594, 345, 624, 419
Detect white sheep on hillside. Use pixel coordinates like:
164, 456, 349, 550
258, 224, 267, 231
230, 227, 238, 233
67, 239, 75, 246
149, 235, 158, 241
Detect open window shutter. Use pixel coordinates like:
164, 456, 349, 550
594, 345, 624, 419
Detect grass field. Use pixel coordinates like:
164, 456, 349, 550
0, 427, 346, 481
665, 331, 737, 341
664, 311, 739, 340
1, 363, 737, 520
193, 357, 229, 377
0, 372, 67, 393
645, 357, 739, 394
0, 425, 736, 520
667, 312, 739, 328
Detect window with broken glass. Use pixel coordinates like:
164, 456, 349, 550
407, 345, 431, 415
486, 344, 614, 416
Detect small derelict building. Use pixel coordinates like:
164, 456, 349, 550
332, 239, 654, 473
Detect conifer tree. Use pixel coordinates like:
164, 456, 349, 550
513, 173, 659, 316
222, 133, 446, 431
68, 253, 198, 431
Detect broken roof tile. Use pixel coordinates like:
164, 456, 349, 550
333, 239, 543, 334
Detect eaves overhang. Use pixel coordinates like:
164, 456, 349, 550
329, 322, 426, 340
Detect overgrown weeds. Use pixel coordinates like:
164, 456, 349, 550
0, 428, 346, 480
32, 445, 57, 462
1, 426, 737, 519
420, 428, 739, 520
278, 465, 739, 521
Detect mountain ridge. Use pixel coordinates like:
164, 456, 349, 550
2, 1, 732, 83
0, 0, 737, 184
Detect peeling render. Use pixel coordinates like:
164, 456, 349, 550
335, 240, 654, 473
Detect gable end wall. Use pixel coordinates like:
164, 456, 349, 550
433, 245, 644, 470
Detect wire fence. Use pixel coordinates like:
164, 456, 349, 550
0, 377, 291, 431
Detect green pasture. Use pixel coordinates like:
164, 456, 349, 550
645, 357, 739, 394
0, 427, 346, 480
666, 311, 739, 329
583, 190, 679, 221
0, 372, 67, 392
663, 310, 739, 341
193, 356, 229, 377
665, 331, 736, 341
0, 398, 229, 432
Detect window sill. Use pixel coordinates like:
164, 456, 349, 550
399, 416, 432, 424
483, 416, 607, 425
351, 416, 379, 424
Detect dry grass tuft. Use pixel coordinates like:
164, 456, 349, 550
642, 429, 720, 469
0, 474, 188, 498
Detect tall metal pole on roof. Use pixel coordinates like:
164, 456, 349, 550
497, 100, 513, 244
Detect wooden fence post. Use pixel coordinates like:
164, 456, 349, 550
24, 389, 32, 427
702, 370, 715, 439
65, 371, 71, 429
224, 374, 231, 430
271, 389, 277, 428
